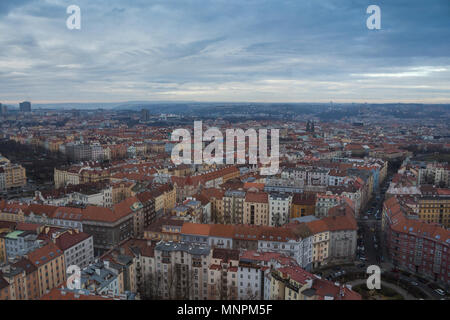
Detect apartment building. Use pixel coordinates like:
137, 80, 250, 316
269, 265, 361, 300
26, 241, 66, 298
268, 192, 292, 227
315, 192, 341, 218
237, 257, 263, 300
243, 192, 269, 226
208, 248, 239, 300
222, 190, 245, 224
2, 163, 26, 189
144, 217, 184, 242
154, 241, 210, 300
383, 196, 450, 285
323, 204, 357, 264
181, 223, 313, 270
81, 260, 123, 295
270, 266, 314, 300
418, 192, 450, 228
3, 230, 41, 260
290, 192, 316, 218
54, 167, 81, 188
42, 228, 94, 269
419, 163, 450, 187
136, 191, 157, 228
305, 220, 330, 268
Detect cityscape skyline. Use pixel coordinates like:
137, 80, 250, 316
1, 0, 449, 103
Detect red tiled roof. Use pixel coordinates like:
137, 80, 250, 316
181, 223, 211, 236
26, 242, 63, 267
245, 192, 268, 203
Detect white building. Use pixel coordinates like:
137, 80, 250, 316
51, 229, 95, 269
268, 192, 292, 227
237, 262, 263, 300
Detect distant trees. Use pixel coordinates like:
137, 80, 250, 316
0, 139, 70, 185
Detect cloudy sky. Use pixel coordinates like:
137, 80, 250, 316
1, 0, 449, 104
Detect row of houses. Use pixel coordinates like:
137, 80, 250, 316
82, 238, 361, 300
144, 202, 357, 271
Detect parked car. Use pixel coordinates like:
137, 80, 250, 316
357, 263, 366, 269
359, 256, 367, 261
409, 281, 419, 286
435, 289, 446, 296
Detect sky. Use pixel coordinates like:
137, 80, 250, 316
0, 0, 449, 104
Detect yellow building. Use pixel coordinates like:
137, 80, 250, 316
54, 167, 80, 188
159, 184, 176, 213
80, 168, 110, 185
0, 203, 26, 223
305, 220, 330, 269
291, 193, 316, 218
27, 242, 66, 298
3, 164, 26, 189
418, 195, 450, 228
112, 181, 135, 204
270, 267, 313, 300
243, 192, 269, 226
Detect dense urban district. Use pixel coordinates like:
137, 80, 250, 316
0, 102, 449, 301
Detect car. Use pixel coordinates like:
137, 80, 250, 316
363, 216, 369, 220
409, 281, 419, 286
359, 257, 367, 261
374, 244, 378, 249
357, 263, 366, 269
435, 289, 446, 296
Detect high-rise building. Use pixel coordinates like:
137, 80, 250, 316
19, 101, 31, 112
141, 109, 150, 121
0, 103, 7, 115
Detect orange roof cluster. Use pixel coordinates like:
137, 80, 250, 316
3, 195, 143, 224
181, 223, 306, 242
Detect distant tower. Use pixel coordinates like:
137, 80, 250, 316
0, 103, 7, 115
306, 121, 311, 132
19, 101, 31, 112
141, 109, 150, 121
311, 121, 315, 133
